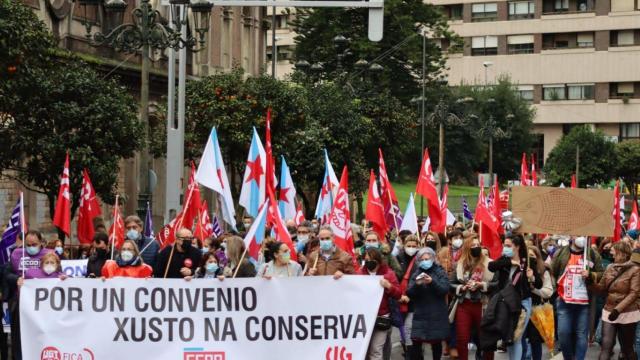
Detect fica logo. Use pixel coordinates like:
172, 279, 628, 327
183, 348, 225, 360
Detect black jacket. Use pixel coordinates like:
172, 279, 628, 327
479, 280, 523, 350
153, 245, 201, 278
406, 264, 450, 342
488, 256, 542, 300
86, 251, 112, 278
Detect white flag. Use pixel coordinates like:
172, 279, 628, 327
400, 193, 418, 235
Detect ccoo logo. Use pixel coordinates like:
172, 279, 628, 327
325, 346, 352, 360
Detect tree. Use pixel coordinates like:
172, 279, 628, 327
291, 0, 461, 104
615, 141, 640, 198
0, 54, 143, 229
544, 126, 617, 186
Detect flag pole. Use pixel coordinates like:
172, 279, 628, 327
233, 247, 249, 278
385, 186, 400, 239
20, 192, 26, 279
110, 195, 119, 261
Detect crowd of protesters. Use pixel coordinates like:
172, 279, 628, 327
2, 213, 640, 360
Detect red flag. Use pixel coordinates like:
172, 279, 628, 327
571, 174, 577, 189
628, 199, 638, 232
520, 153, 530, 186
77, 169, 101, 244
194, 200, 213, 242
613, 180, 621, 242
416, 149, 443, 231
475, 186, 502, 259
329, 167, 357, 266
181, 162, 201, 231
52, 153, 71, 236
438, 184, 449, 232
294, 201, 305, 226
265, 108, 277, 201
266, 186, 297, 261
490, 181, 503, 234
157, 219, 176, 249
365, 170, 387, 240
378, 149, 401, 230
108, 196, 124, 250
530, 154, 538, 186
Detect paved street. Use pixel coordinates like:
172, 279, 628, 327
390, 328, 605, 359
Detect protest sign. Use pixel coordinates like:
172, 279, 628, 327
511, 186, 614, 236
21, 276, 383, 360
60, 259, 88, 278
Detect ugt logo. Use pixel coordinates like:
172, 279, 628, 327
325, 346, 352, 360
183, 347, 225, 360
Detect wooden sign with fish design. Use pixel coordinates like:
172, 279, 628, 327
511, 186, 614, 237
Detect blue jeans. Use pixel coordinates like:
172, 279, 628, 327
635, 322, 640, 360
556, 298, 589, 360
508, 297, 532, 360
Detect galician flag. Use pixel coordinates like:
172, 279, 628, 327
243, 198, 269, 261
239, 128, 267, 218
195, 127, 237, 230
314, 149, 339, 221
278, 156, 297, 221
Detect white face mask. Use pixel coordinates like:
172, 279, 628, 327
452, 238, 463, 249
120, 250, 134, 262
43, 264, 56, 275
298, 235, 309, 243
405, 247, 418, 257
574, 237, 586, 249
558, 239, 569, 247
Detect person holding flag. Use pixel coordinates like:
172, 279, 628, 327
306, 225, 355, 278
154, 228, 201, 279
101, 239, 153, 279
124, 215, 159, 269
222, 236, 256, 278
256, 241, 303, 278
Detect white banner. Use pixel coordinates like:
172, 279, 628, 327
60, 259, 88, 278
21, 276, 383, 360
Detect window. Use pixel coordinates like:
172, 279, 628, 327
444, 4, 464, 19
509, 1, 535, 18
471, 36, 498, 55
615, 83, 635, 97
621, 123, 640, 140
472, 3, 498, 21
617, 30, 635, 46
508, 35, 535, 53
611, 0, 635, 11
276, 15, 289, 29
577, 33, 594, 47
517, 85, 535, 101
555, 0, 569, 11
543, 85, 566, 100
567, 84, 594, 100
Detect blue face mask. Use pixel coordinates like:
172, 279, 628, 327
205, 263, 219, 273
365, 242, 380, 249
126, 229, 140, 240
503, 247, 514, 258
55, 246, 64, 255
201, 247, 209, 254
320, 240, 333, 251
419, 259, 433, 270
26, 246, 40, 256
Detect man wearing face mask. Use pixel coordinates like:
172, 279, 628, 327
154, 228, 202, 279
124, 215, 159, 269
86, 232, 112, 278
551, 236, 603, 360
306, 226, 355, 278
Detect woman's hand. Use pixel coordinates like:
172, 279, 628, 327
333, 271, 344, 280
380, 278, 391, 289
263, 275, 273, 280
100, 276, 106, 282
59, 274, 68, 281
184, 276, 192, 282
180, 267, 192, 277
17, 277, 24, 288
399, 295, 410, 304
526, 268, 534, 281
217, 275, 225, 281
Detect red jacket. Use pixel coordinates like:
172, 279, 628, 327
101, 260, 153, 279
359, 264, 402, 316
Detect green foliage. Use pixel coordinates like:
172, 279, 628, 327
544, 126, 617, 186
615, 141, 640, 197
291, 0, 460, 103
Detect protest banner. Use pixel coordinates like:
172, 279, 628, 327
21, 276, 383, 360
511, 186, 614, 236
60, 259, 88, 278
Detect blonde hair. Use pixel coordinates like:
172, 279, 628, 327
41, 252, 62, 272
121, 239, 144, 264
226, 236, 246, 265
459, 236, 486, 272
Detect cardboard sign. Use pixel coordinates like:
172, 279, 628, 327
511, 186, 614, 236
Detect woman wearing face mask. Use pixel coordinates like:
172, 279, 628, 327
450, 236, 495, 360
438, 230, 464, 278
358, 248, 401, 360
46, 239, 66, 260
209, 236, 229, 268
257, 242, 302, 278
222, 236, 257, 278
396, 235, 421, 356
101, 240, 153, 279
590, 242, 640, 360
423, 231, 441, 252
523, 246, 554, 360
487, 235, 542, 360
190, 252, 225, 280
406, 247, 450, 360
21, 253, 66, 281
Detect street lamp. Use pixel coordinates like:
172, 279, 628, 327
333, 35, 351, 75
78, 0, 212, 217
474, 98, 512, 186
483, 61, 493, 86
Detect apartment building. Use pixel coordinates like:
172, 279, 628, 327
430, 0, 640, 164
266, 7, 297, 78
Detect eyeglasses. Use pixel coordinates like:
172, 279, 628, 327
319, 237, 332, 241
178, 237, 195, 241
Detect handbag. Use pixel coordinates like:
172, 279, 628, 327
375, 316, 392, 331
448, 297, 460, 324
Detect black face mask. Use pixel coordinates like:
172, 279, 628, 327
96, 248, 108, 258
182, 241, 192, 250
426, 241, 437, 250
470, 247, 482, 258
529, 257, 537, 266
365, 260, 378, 272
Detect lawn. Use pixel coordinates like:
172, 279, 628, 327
366, 182, 480, 215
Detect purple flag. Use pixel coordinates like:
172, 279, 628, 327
1, 199, 22, 265
143, 202, 154, 238
212, 215, 223, 238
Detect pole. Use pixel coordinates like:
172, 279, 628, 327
488, 135, 494, 187
576, 145, 580, 188
110, 195, 119, 261
271, 7, 277, 78
484, 66, 488, 86
420, 32, 426, 217
438, 122, 445, 197
165, 6, 179, 224
20, 192, 25, 279
137, 3, 151, 219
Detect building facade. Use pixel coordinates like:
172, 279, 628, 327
266, 7, 297, 78
5, 0, 267, 240
429, 0, 640, 164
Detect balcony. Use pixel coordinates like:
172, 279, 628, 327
542, 0, 595, 14
542, 32, 595, 50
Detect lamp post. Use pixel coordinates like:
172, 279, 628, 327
475, 98, 512, 186
77, 0, 212, 217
